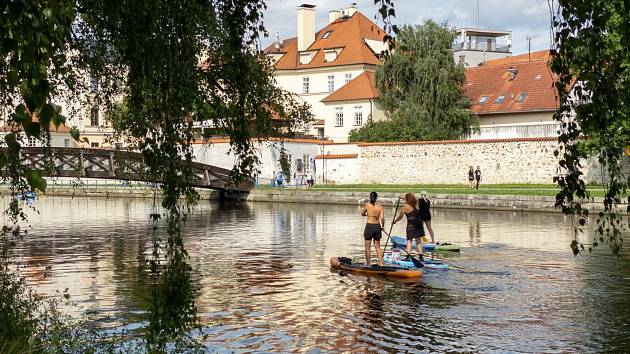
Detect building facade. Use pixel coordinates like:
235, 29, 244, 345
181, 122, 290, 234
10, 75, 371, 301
265, 4, 388, 143
452, 28, 512, 67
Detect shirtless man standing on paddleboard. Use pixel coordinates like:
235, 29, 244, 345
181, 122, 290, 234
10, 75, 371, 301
362, 192, 385, 266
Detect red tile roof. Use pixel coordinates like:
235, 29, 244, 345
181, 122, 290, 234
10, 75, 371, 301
315, 153, 358, 159
465, 51, 558, 115
321, 71, 379, 102
265, 12, 385, 70
483, 50, 551, 66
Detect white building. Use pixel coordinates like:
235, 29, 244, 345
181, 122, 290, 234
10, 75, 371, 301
452, 28, 512, 67
265, 4, 389, 142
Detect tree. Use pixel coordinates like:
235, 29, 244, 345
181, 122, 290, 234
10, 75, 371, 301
550, 1, 630, 257
348, 20, 477, 142
0, 0, 310, 350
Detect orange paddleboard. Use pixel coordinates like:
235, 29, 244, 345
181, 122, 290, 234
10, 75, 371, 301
330, 257, 422, 279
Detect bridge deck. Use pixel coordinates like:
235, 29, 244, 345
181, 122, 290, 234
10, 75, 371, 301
8, 147, 254, 192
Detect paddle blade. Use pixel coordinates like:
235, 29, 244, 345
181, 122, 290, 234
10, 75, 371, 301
410, 256, 424, 268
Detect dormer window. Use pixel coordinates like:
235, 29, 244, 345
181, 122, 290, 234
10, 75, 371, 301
517, 92, 528, 102
479, 96, 489, 103
324, 49, 337, 62
322, 31, 332, 39
299, 50, 319, 65
495, 95, 505, 103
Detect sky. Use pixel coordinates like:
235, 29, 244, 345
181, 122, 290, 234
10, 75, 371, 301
260, 0, 552, 55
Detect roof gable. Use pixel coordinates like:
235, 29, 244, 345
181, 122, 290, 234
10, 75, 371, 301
265, 12, 386, 70
321, 71, 379, 102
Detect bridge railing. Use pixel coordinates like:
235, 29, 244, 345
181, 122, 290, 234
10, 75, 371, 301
2, 147, 254, 192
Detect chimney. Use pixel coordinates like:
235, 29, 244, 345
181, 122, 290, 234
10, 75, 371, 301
347, 3, 358, 16
297, 4, 316, 51
274, 31, 280, 50
329, 10, 341, 23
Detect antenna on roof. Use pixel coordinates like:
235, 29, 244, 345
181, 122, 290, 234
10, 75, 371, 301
525, 35, 539, 61
476, 0, 480, 28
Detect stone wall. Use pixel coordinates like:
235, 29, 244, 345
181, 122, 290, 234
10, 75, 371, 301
359, 137, 561, 184
316, 156, 359, 184
247, 189, 612, 212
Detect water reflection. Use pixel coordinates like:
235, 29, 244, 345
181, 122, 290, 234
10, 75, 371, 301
7, 196, 630, 352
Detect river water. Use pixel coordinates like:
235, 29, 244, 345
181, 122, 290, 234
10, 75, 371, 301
11, 197, 630, 352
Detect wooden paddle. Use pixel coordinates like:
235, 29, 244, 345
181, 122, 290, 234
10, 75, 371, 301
381, 197, 400, 255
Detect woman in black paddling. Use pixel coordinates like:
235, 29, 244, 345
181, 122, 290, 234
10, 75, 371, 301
361, 191, 385, 266
418, 191, 435, 243
393, 193, 424, 259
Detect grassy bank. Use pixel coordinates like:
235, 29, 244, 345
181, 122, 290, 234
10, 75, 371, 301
257, 183, 610, 198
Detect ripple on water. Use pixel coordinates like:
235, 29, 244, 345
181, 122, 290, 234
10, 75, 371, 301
11, 198, 630, 352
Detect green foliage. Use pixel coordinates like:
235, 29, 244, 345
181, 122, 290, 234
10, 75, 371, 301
0, 0, 313, 350
278, 146, 291, 183
0, 270, 38, 351
349, 21, 477, 142
24, 170, 47, 193
550, 1, 630, 256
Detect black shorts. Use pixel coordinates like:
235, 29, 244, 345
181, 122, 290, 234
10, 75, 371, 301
422, 213, 432, 222
406, 225, 425, 240
364, 223, 382, 241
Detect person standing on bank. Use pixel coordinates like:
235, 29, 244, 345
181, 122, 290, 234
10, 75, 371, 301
361, 192, 385, 266
475, 166, 482, 189
418, 191, 435, 243
393, 193, 424, 259
468, 166, 475, 189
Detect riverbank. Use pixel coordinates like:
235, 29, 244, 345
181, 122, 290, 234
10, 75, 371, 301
247, 188, 609, 213
0, 183, 224, 200
0, 182, 615, 213
258, 183, 610, 197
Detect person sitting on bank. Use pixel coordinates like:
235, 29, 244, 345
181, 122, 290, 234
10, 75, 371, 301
393, 193, 425, 259
418, 191, 435, 243
361, 191, 385, 266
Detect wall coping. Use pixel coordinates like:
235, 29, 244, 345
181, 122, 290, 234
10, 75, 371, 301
315, 154, 358, 160
192, 137, 322, 145
319, 141, 358, 146
357, 136, 557, 147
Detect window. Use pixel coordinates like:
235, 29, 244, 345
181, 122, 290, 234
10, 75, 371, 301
322, 31, 332, 39
495, 95, 505, 103
324, 49, 338, 62
335, 107, 344, 127
28, 136, 37, 147
64, 139, 70, 148
354, 105, 363, 126
302, 77, 309, 94
296, 159, 303, 172
327, 75, 335, 92
90, 106, 99, 126
344, 73, 352, 84
479, 96, 489, 103
91, 142, 100, 148
517, 92, 528, 102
